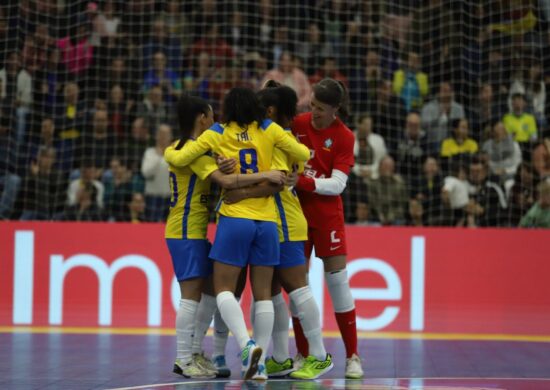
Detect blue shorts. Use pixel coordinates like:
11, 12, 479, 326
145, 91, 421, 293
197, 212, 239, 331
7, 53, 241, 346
210, 215, 280, 267
277, 241, 306, 269
166, 238, 212, 282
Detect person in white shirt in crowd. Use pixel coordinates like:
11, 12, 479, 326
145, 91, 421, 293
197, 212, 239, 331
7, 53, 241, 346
352, 114, 387, 181
421, 82, 465, 155
141, 123, 173, 221
482, 120, 522, 181
442, 163, 470, 226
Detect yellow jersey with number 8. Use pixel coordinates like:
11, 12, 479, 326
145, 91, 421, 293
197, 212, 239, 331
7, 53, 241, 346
164, 119, 310, 222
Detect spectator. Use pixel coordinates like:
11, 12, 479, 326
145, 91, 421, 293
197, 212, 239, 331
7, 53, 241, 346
442, 163, 470, 226
55, 82, 86, 141
309, 57, 348, 88
99, 57, 140, 103
482, 120, 522, 180
502, 93, 538, 147
352, 114, 387, 181
143, 18, 182, 72
267, 25, 294, 70
440, 118, 478, 159
34, 48, 66, 116
508, 63, 546, 126
56, 19, 94, 77
136, 85, 171, 134
367, 156, 409, 225
466, 156, 508, 227
60, 181, 104, 221
143, 51, 182, 103
183, 52, 214, 100
21, 117, 75, 174
107, 85, 132, 140
104, 157, 143, 222
301, 24, 329, 76
506, 162, 536, 226
141, 124, 173, 222
468, 83, 505, 142
519, 180, 550, 228
0, 51, 32, 144
161, 0, 190, 46
189, 24, 234, 68
421, 82, 466, 155
532, 134, 550, 180
396, 112, 428, 186
370, 80, 407, 154
119, 117, 153, 173
81, 109, 117, 171
67, 160, 105, 209
20, 146, 66, 220
354, 201, 379, 226
88, 1, 121, 46
0, 124, 21, 219
410, 157, 444, 226
349, 50, 383, 115
392, 51, 429, 112
408, 199, 425, 227
261, 51, 312, 112
122, 192, 147, 223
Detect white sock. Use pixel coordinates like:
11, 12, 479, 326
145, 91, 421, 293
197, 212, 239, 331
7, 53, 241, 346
176, 299, 199, 364
213, 309, 229, 358
250, 297, 255, 327
271, 293, 290, 363
253, 300, 274, 363
289, 286, 327, 361
216, 291, 250, 350
325, 269, 355, 313
191, 293, 217, 354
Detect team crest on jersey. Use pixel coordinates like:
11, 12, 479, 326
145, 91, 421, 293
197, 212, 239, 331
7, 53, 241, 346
323, 138, 333, 151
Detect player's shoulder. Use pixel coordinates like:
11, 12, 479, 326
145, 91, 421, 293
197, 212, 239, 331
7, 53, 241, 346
207, 122, 225, 135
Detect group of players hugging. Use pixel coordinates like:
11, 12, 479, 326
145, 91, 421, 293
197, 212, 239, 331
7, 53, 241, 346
164, 77, 363, 381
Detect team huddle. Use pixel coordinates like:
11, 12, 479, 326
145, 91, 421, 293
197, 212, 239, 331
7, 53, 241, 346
164, 78, 363, 381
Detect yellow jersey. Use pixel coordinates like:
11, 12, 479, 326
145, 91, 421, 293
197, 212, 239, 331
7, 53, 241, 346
502, 112, 538, 143
440, 137, 478, 157
164, 140, 219, 239
271, 136, 308, 242
164, 119, 310, 223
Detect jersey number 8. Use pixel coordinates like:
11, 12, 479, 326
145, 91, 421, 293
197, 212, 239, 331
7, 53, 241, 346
239, 148, 259, 174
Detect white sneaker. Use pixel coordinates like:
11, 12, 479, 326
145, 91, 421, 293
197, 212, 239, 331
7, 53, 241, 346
345, 353, 364, 379
293, 353, 305, 371
192, 352, 218, 376
173, 358, 216, 379
251, 364, 268, 381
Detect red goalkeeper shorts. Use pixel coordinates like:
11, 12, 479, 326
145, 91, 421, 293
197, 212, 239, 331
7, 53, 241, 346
304, 227, 347, 259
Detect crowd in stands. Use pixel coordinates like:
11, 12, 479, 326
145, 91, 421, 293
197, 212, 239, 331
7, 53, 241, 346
1, 1, 550, 227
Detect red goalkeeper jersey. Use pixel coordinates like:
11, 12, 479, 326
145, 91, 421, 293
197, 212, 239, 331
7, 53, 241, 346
292, 112, 355, 229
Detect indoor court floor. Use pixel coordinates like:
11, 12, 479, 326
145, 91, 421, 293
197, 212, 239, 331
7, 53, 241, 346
2, 330, 550, 389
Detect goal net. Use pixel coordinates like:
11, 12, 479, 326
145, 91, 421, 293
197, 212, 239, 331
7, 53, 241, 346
0, 1, 548, 227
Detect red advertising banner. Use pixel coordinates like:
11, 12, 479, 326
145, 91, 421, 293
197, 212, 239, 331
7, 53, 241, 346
1, 222, 550, 335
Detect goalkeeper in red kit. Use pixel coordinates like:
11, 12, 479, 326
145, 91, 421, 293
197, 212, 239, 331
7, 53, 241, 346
291, 78, 363, 379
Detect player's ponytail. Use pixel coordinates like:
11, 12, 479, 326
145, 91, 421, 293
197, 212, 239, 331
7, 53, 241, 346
312, 78, 350, 120
175, 94, 211, 150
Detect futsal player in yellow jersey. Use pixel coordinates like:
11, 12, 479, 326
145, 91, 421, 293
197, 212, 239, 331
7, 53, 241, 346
166, 95, 286, 380
226, 83, 333, 379
165, 87, 310, 380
